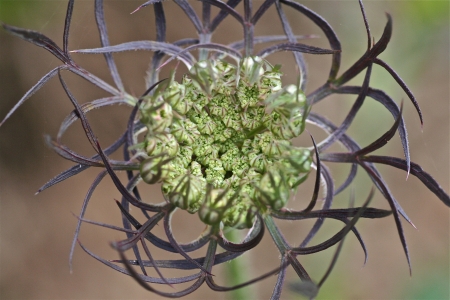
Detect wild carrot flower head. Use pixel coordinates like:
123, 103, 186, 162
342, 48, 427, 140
1, 0, 449, 299
139, 56, 311, 227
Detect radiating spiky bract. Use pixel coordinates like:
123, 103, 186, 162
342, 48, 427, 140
1, 0, 449, 299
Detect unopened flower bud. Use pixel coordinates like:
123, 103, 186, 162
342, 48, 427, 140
145, 133, 179, 157
258, 169, 290, 210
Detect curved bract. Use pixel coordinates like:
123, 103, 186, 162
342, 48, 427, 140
1, 0, 448, 299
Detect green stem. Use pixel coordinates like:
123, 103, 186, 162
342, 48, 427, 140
225, 229, 256, 300
263, 214, 289, 253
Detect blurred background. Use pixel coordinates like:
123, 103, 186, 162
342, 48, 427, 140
0, 1, 448, 299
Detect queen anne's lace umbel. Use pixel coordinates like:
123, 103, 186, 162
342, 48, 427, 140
1, 0, 449, 298
139, 57, 311, 227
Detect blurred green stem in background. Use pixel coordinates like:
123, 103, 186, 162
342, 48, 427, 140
224, 228, 255, 300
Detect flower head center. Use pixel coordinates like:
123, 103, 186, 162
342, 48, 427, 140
139, 56, 312, 228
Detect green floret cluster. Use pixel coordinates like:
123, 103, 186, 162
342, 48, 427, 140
138, 56, 312, 229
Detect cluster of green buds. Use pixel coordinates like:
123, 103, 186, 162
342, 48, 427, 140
139, 57, 312, 229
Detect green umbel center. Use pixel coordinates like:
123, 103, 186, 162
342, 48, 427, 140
139, 57, 311, 229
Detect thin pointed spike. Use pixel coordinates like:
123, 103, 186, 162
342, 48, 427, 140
280, 0, 342, 81
2, 23, 69, 63
37, 130, 129, 193
45, 137, 102, 167
369, 164, 416, 229
275, 1, 307, 90
97, 142, 163, 211
359, 163, 412, 274
60, 84, 160, 211
145, 3, 167, 87
140, 237, 173, 287
318, 188, 375, 287
287, 254, 312, 281
334, 164, 357, 195
57, 95, 126, 141
130, 1, 164, 15
300, 164, 335, 247
73, 214, 137, 234
69, 170, 107, 272
63, 0, 75, 57
201, 0, 245, 26
374, 58, 423, 127
358, 0, 372, 50
58, 71, 98, 150
373, 13, 393, 55
332, 86, 411, 175
142, 78, 168, 99
113, 250, 243, 269
121, 203, 150, 277
223, 34, 318, 55
257, 42, 339, 58
113, 247, 206, 297
72, 41, 196, 69
318, 64, 372, 152
174, 0, 203, 33
360, 156, 450, 207
163, 210, 212, 274
79, 240, 203, 284
67, 65, 120, 96
157, 42, 242, 70
0, 66, 61, 127
251, 0, 276, 24
114, 217, 160, 252
124, 108, 142, 201
308, 112, 416, 229
206, 259, 291, 292
131, 243, 148, 277
115, 200, 145, 229
293, 189, 375, 256
301, 134, 321, 212
336, 13, 392, 85
210, 0, 241, 31
95, 0, 124, 91
117, 198, 206, 254
217, 215, 264, 252
355, 101, 404, 157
